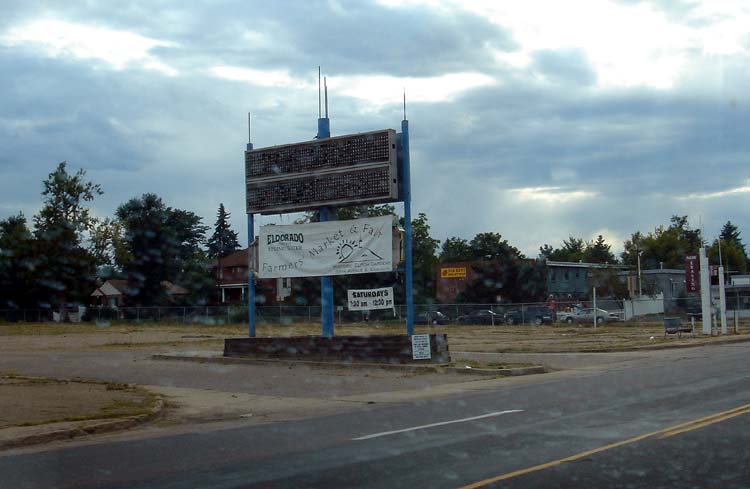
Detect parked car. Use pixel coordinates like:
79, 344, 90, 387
415, 311, 450, 325
504, 306, 554, 325
455, 309, 502, 325
561, 307, 609, 325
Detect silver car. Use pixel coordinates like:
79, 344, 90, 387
563, 307, 609, 325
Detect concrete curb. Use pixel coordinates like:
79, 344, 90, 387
447, 366, 547, 376
0, 387, 164, 451
152, 353, 451, 374
152, 353, 547, 378
491, 334, 750, 355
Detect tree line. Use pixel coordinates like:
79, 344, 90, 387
1, 162, 746, 312
0, 162, 238, 311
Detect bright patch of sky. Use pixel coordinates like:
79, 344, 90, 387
380, 0, 750, 90
0, 19, 177, 75
511, 187, 599, 204
328, 72, 496, 105
210, 66, 313, 89
679, 183, 750, 201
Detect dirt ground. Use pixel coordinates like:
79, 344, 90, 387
1, 320, 749, 354
0, 375, 156, 429
2, 321, 748, 444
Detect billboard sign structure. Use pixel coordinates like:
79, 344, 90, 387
256, 216, 393, 279
685, 253, 700, 293
245, 129, 399, 215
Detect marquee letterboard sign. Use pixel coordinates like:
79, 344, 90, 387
245, 129, 399, 214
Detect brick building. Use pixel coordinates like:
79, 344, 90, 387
210, 249, 292, 305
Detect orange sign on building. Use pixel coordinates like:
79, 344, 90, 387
440, 267, 467, 279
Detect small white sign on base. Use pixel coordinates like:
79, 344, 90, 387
411, 334, 432, 360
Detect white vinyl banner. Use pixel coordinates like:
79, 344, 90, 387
347, 287, 395, 311
257, 216, 393, 278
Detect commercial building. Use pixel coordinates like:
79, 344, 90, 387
435, 262, 478, 303
546, 261, 629, 300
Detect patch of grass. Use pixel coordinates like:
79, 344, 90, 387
0, 323, 145, 336
12, 380, 160, 427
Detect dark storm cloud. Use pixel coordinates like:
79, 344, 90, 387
0, 52, 152, 171
2, 0, 517, 78
1, 0, 749, 255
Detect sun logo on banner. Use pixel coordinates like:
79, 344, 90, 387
336, 239, 359, 262
336, 238, 384, 264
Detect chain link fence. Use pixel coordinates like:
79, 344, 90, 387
4, 295, 750, 328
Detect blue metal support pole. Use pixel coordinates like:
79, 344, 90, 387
247, 214, 256, 337
246, 140, 256, 338
317, 117, 335, 338
401, 118, 414, 335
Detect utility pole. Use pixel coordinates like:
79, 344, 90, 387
636, 245, 642, 297
718, 237, 727, 334
593, 286, 597, 330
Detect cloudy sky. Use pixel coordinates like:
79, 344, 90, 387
1, 0, 749, 257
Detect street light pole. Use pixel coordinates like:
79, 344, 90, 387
636, 246, 642, 297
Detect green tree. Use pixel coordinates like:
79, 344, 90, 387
708, 238, 747, 274
116, 194, 209, 305
713, 221, 747, 273
583, 235, 617, 264
301, 204, 396, 223
515, 259, 549, 302
720, 221, 742, 246
539, 237, 585, 262
207, 203, 240, 259
409, 213, 440, 302
440, 237, 472, 263
0, 214, 35, 308
468, 232, 522, 261
33, 162, 102, 316
88, 217, 126, 280
621, 215, 703, 269
588, 268, 629, 298
337, 204, 395, 221
459, 232, 545, 303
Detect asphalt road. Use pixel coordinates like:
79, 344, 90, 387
2, 342, 750, 488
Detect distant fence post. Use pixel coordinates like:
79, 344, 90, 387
734, 310, 739, 334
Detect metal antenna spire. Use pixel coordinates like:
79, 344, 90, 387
247, 112, 253, 144
318, 66, 322, 118
324, 76, 329, 118
403, 89, 407, 120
